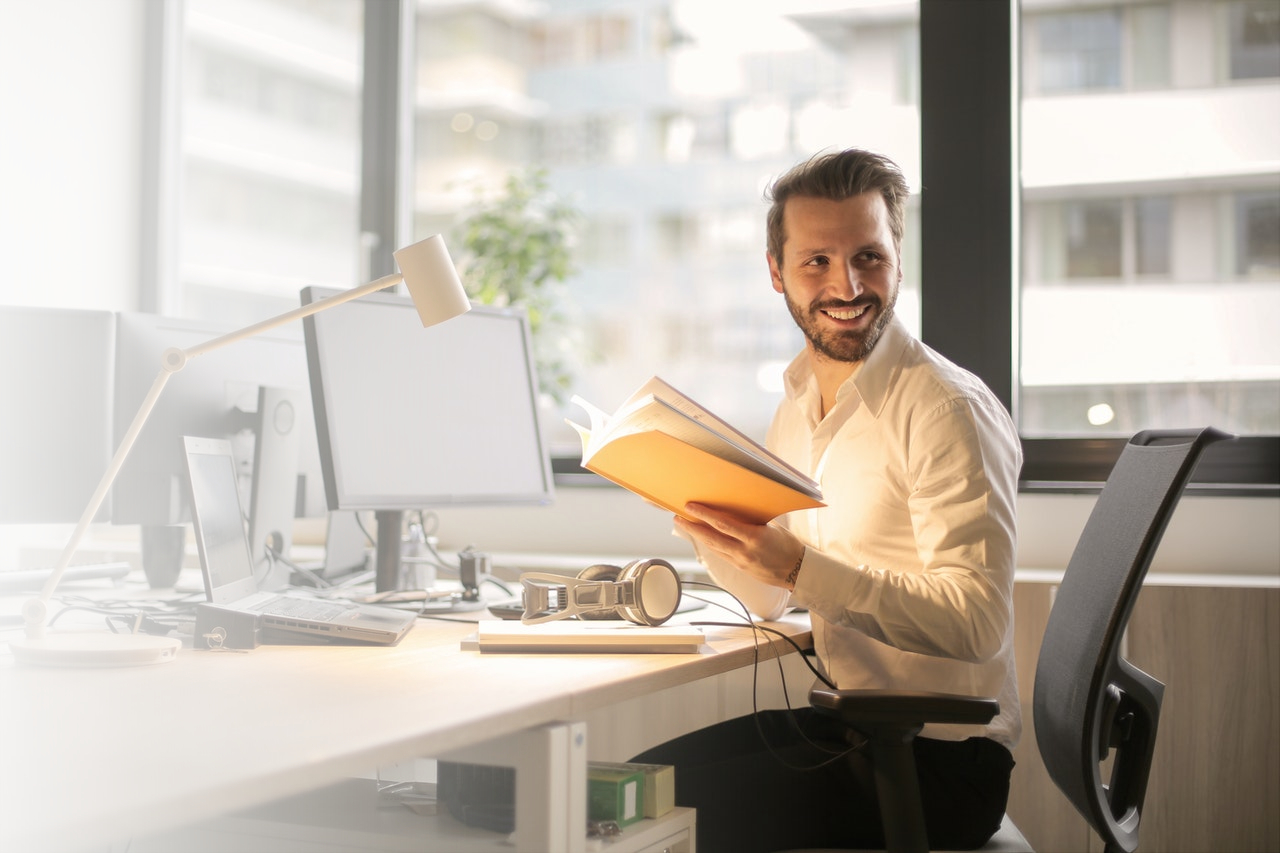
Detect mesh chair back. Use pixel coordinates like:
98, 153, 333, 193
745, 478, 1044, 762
1032, 427, 1230, 853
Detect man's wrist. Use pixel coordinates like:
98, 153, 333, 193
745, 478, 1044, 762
784, 548, 805, 590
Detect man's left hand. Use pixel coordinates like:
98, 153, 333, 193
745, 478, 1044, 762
674, 503, 806, 590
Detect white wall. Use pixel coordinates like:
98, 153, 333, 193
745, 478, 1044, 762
0, 0, 145, 311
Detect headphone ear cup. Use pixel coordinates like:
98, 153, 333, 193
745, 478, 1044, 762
616, 558, 681, 626
577, 564, 621, 582
576, 564, 623, 620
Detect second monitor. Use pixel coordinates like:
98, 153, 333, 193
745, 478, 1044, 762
301, 287, 554, 593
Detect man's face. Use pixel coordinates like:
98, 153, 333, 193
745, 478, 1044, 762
769, 191, 902, 364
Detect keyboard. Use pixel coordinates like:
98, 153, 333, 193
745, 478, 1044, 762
255, 597, 355, 622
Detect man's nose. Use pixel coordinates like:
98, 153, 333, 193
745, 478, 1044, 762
832, 261, 864, 300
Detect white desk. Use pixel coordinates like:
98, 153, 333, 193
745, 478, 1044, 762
0, 607, 812, 853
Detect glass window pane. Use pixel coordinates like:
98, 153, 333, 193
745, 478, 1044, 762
413, 1, 922, 448
1135, 195, 1172, 276
1228, 0, 1280, 80
1130, 4, 1171, 88
1065, 199, 1123, 278
1036, 8, 1123, 92
1020, 0, 1280, 438
1237, 191, 1280, 277
174, 0, 364, 327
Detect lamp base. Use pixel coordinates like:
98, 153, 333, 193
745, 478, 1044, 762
9, 632, 181, 667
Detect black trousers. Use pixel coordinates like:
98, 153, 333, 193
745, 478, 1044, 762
631, 707, 1013, 853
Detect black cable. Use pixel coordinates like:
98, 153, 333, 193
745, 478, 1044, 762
680, 580, 863, 771
483, 576, 513, 596
265, 545, 332, 588
354, 511, 377, 548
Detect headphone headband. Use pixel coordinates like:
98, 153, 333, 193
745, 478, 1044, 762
518, 558, 682, 626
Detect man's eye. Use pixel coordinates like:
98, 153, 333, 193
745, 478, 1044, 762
804, 256, 829, 267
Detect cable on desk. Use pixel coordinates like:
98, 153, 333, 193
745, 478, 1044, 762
683, 580, 866, 772
46, 592, 201, 638
264, 545, 332, 589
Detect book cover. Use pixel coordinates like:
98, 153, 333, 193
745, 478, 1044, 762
567, 376, 823, 524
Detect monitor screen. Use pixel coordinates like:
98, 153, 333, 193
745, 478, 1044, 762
301, 287, 554, 512
0, 306, 115, 525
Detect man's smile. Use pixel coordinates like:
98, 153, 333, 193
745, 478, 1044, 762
820, 303, 871, 323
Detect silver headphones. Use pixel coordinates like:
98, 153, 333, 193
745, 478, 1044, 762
518, 558, 682, 626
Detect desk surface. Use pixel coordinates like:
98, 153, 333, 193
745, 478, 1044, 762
0, 607, 811, 852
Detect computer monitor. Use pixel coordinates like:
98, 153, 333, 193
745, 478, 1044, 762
0, 306, 115, 527
301, 287, 554, 592
112, 312, 327, 587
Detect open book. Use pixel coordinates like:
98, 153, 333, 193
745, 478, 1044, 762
567, 377, 824, 524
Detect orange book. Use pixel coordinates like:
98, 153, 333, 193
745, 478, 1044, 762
567, 377, 823, 524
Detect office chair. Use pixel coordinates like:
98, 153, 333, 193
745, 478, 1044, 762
805, 426, 1232, 853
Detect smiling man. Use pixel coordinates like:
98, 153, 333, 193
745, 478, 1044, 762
632, 149, 1023, 852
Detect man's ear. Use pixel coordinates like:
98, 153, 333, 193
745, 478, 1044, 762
768, 251, 784, 294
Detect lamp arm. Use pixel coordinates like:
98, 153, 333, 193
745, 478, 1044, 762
22, 271, 406, 637
184, 272, 403, 359
23, 365, 177, 636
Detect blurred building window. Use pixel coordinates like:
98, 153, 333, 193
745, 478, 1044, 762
1228, 0, 1280, 80
1020, 0, 1279, 438
162, 0, 364, 327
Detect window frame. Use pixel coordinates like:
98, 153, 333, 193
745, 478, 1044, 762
150, 1, 1274, 496
921, 0, 1277, 496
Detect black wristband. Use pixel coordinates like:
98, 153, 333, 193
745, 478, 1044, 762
785, 549, 804, 589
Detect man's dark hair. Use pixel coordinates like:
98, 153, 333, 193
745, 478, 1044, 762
765, 148, 909, 263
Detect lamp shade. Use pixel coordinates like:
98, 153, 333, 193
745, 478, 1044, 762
394, 234, 472, 327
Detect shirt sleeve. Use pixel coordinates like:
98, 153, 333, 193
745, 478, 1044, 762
790, 396, 1021, 663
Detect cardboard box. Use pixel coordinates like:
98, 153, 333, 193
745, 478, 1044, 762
587, 764, 644, 827
588, 761, 674, 819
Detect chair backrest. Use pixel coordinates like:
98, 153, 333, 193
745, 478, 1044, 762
1032, 427, 1231, 853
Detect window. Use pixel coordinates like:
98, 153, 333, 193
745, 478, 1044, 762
1030, 195, 1172, 282
1064, 199, 1124, 278
1027, 2, 1176, 96
1020, 0, 1280, 449
412, 1, 924, 448
1236, 190, 1280, 277
1228, 0, 1280, 80
147, 0, 364, 327
150, 1, 1274, 492
1036, 8, 1123, 92
1134, 196, 1172, 276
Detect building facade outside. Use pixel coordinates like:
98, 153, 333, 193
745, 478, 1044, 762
170, 0, 1280, 448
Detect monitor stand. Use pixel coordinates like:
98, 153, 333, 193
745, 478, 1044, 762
374, 510, 405, 593
373, 509, 486, 611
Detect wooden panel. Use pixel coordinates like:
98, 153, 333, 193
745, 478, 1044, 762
1125, 584, 1280, 853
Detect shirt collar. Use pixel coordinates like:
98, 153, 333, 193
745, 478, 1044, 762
782, 313, 911, 420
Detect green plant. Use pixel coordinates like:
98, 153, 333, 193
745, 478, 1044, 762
451, 168, 584, 405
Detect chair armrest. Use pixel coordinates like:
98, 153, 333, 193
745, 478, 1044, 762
809, 686, 999, 727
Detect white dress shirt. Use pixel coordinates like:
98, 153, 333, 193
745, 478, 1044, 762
701, 315, 1023, 747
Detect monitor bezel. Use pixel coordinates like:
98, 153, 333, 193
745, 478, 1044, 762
301, 286, 555, 514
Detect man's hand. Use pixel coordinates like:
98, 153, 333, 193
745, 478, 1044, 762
674, 503, 806, 590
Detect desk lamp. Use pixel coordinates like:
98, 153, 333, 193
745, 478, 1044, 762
11, 235, 471, 667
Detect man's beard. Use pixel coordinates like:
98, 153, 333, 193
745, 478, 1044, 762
783, 286, 897, 364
